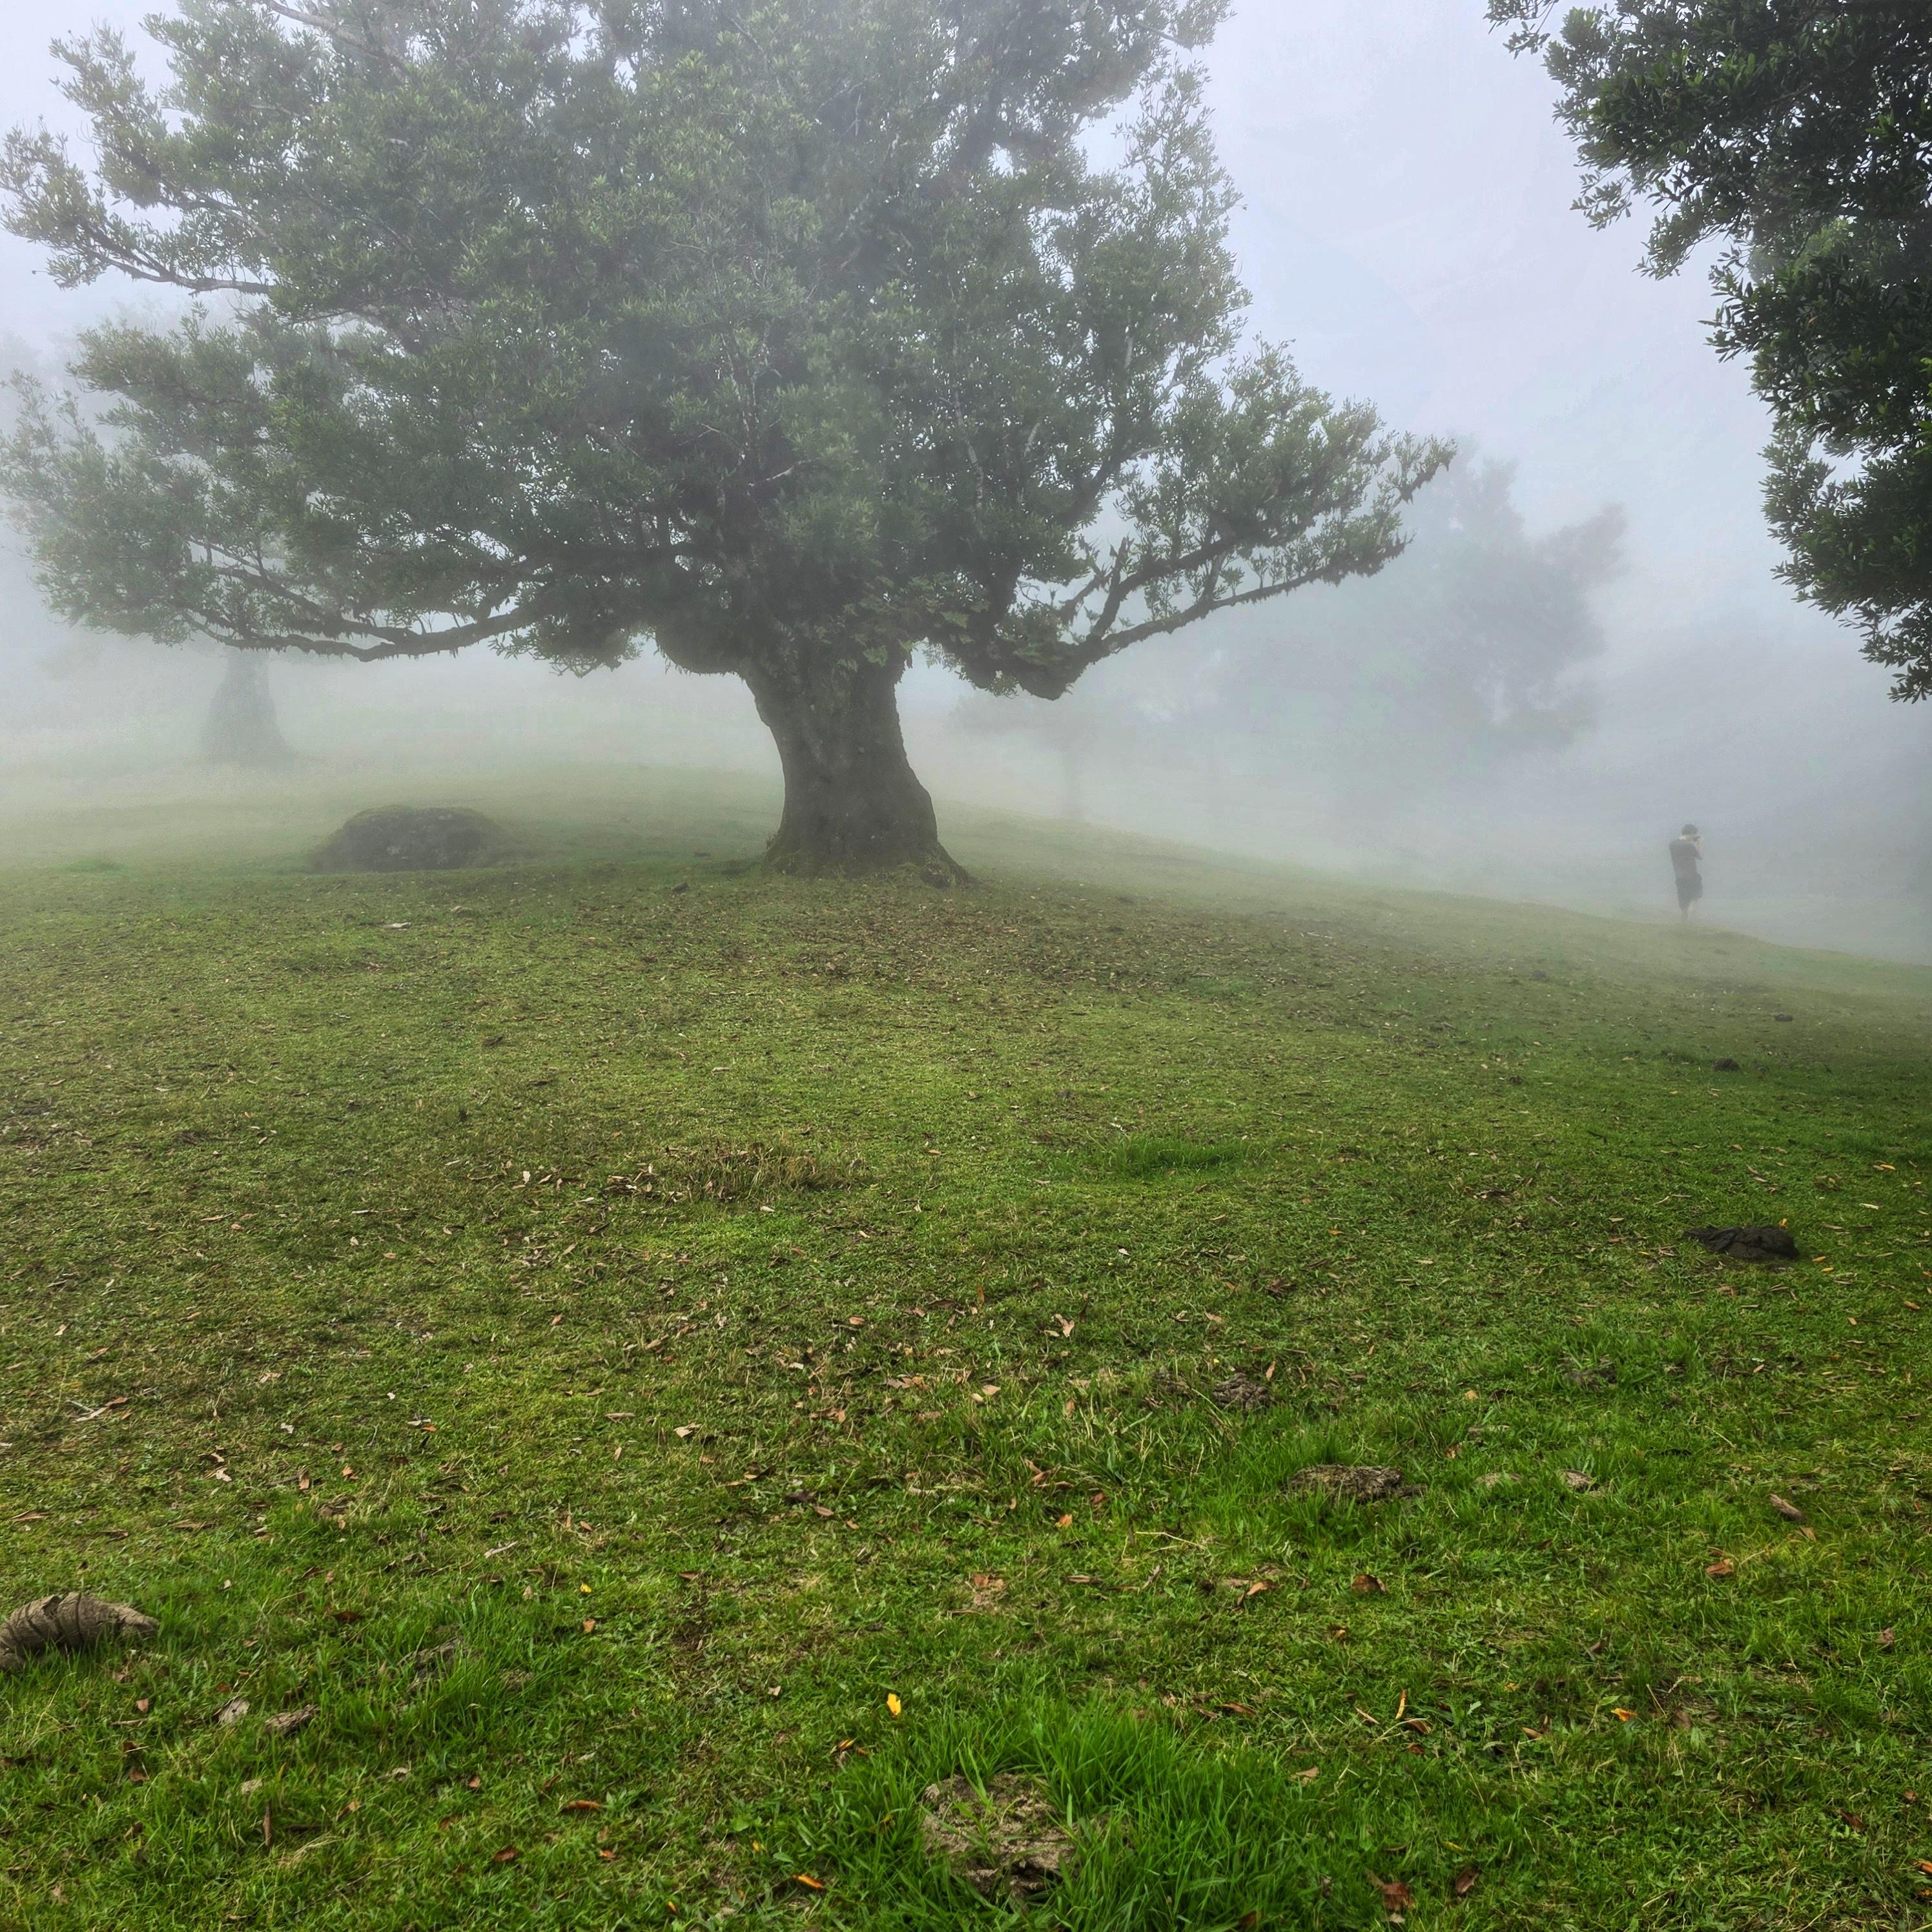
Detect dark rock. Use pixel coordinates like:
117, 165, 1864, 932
1773, 1014, 1794, 1023
1712, 1058, 1741, 1072
918, 1773, 1076, 1900
1286, 1463, 1420, 1503
1684, 1224, 1799, 1262
309, 806, 515, 874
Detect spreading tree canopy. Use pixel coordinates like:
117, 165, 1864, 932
1491, 0, 1932, 700
1, 0, 1446, 874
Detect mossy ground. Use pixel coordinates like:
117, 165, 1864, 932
1, 767, 1929, 1929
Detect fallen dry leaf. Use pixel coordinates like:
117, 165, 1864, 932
1351, 1572, 1385, 1595
265, 1704, 318, 1738
1769, 1493, 1806, 1523
1878, 1627, 1896, 1649
493, 1846, 519, 1864
794, 1874, 825, 1891
1705, 1558, 1736, 1579
214, 1697, 249, 1727
1375, 1875, 1415, 1917
1562, 1470, 1594, 1492
1453, 1865, 1479, 1899
1612, 1707, 1636, 1721
560, 1799, 602, 1813
887, 1692, 903, 1718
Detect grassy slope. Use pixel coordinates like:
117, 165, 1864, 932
1, 769, 1929, 1931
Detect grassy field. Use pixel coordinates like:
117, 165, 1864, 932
1, 765, 1929, 1930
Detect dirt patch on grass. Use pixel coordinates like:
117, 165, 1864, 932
918, 1773, 1077, 1900
1286, 1464, 1420, 1503
604, 1139, 865, 1202
1210, 1372, 1274, 1412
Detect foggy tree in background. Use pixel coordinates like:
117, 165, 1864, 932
200, 651, 293, 767
3, 338, 295, 761
1491, 0, 1932, 699
966, 451, 1621, 822
0, 0, 1444, 877
1215, 452, 1625, 786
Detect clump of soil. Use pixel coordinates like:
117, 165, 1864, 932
0, 1593, 158, 1672
1562, 1356, 1617, 1388
918, 1773, 1078, 1901
1286, 1464, 1420, 1503
309, 805, 516, 874
1210, 1372, 1274, 1412
1685, 1224, 1798, 1262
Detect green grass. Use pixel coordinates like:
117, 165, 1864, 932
1, 766, 1929, 1930
1089, 1135, 1254, 1181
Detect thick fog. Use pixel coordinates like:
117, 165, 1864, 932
0, 3, 1924, 960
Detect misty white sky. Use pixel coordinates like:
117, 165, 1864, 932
0, 2, 1923, 956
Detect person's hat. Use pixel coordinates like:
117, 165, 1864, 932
1681, 823, 1699, 836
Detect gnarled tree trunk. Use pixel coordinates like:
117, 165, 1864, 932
743, 649, 962, 880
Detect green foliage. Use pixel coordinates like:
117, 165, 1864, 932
0, 1, 1446, 776
1, 773, 1929, 1926
1490, 0, 1932, 698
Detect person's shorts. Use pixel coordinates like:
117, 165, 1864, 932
1676, 876, 1703, 910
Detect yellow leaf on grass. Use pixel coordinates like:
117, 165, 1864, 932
886, 1692, 903, 1718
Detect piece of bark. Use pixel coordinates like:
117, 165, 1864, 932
0, 1594, 158, 1672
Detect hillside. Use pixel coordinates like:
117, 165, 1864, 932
2, 768, 1928, 1929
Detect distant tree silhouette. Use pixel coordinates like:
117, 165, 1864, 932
200, 651, 293, 768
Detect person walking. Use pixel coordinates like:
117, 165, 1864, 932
1669, 823, 1704, 921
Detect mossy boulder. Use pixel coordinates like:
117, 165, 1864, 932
309, 806, 515, 874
